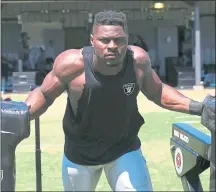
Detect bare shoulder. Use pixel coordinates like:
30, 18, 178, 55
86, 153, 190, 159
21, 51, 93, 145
53, 48, 84, 79
129, 45, 150, 65
130, 45, 152, 77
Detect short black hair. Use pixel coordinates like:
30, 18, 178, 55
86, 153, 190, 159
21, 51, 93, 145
92, 10, 128, 33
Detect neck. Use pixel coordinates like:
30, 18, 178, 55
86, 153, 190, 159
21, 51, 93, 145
92, 54, 124, 76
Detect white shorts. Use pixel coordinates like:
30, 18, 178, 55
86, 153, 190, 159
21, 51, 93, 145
62, 148, 153, 191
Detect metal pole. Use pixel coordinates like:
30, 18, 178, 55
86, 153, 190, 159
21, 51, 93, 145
35, 118, 42, 192
210, 130, 215, 191
87, 13, 93, 45
181, 173, 203, 191
194, 2, 201, 86
191, 13, 195, 69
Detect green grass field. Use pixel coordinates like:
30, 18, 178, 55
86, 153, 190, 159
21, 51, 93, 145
6, 91, 213, 191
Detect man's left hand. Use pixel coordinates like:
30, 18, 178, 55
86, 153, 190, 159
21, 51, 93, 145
201, 94, 216, 132
1, 97, 12, 101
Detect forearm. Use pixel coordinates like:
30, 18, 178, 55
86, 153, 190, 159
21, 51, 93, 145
137, 50, 203, 115
159, 84, 203, 115
25, 88, 53, 120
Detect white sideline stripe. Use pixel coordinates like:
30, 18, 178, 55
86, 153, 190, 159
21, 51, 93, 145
165, 120, 200, 124
18, 144, 64, 148
178, 120, 200, 123
18, 131, 211, 150
175, 116, 200, 119
142, 111, 170, 114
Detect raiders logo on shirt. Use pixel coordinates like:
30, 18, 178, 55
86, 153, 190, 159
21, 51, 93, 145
123, 83, 135, 96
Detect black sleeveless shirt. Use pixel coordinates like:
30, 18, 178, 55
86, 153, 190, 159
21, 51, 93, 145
63, 46, 145, 165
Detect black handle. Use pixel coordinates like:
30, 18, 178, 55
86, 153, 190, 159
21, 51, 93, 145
35, 118, 42, 192
209, 130, 215, 192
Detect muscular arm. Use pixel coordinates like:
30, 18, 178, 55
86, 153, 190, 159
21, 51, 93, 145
25, 49, 82, 120
131, 46, 203, 115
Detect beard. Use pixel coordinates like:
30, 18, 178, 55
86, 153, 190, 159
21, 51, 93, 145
93, 48, 127, 73
105, 59, 119, 67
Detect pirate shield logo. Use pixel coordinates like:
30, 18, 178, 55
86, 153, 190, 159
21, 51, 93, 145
123, 83, 135, 96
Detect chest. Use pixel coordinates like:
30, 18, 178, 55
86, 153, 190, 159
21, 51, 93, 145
68, 67, 143, 94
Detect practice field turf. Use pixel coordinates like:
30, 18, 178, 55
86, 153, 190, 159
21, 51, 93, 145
5, 89, 214, 191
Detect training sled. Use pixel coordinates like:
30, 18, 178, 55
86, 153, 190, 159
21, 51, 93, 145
170, 96, 215, 192
1, 101, 30, 191
170, 123, 211, 191
1, 101, 42, 192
